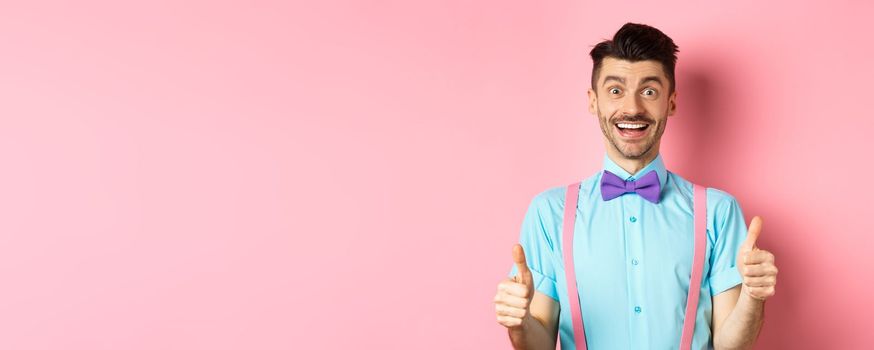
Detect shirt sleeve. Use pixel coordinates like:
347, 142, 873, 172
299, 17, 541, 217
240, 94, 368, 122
707, 189, 748, 296
506, 193, 560, 301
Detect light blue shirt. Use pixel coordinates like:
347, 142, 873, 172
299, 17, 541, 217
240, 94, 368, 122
508, 154, 747, 350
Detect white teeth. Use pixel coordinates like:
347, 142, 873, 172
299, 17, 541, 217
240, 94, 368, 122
617, 123, 647, 129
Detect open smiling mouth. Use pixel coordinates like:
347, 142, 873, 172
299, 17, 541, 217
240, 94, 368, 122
614, 122, 650, 139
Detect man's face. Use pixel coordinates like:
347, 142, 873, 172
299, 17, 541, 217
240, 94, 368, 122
587, 57, 677, 160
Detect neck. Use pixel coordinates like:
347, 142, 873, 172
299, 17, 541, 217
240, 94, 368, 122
606, 146, 659, 175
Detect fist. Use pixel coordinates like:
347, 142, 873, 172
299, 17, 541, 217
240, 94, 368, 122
494, 244, 534, 328
737, 216, 778, 301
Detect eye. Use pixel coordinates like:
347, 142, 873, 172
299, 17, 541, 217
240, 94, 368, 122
609, 87, 621, 94
642, 88, 657, 97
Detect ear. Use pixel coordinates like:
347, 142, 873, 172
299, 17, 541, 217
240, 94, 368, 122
587, 88, 597, 116
667, 89, 678, 116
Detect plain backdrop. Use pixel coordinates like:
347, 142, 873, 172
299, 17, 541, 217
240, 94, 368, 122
1, 1, 873, 349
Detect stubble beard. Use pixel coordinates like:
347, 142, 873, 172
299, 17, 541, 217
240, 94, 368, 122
597, 112, 666, 160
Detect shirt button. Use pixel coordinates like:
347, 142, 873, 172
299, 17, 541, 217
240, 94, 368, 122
634, 306, 642, 313
629, 216, 637, 223
631, 258, 639, 265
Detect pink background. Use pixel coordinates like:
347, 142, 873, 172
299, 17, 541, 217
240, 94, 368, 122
1, 1, 872, 349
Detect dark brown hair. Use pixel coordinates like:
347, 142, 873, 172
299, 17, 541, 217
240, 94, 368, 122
590, 23, 680, 94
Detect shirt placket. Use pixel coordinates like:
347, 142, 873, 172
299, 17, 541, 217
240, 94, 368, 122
622, 177, 647, 348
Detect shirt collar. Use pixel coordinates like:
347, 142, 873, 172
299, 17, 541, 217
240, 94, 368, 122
602, 153, 668, 191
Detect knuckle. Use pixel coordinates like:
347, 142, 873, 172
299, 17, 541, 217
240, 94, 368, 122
494, 293, 505, 303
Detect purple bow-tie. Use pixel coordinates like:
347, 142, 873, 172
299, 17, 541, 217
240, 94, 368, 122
600, 170, 661, 204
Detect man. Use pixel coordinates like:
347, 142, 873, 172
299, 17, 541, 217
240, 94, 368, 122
493, 23, 778, 349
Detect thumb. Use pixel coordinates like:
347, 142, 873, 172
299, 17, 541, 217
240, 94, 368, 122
741, 216, 763, 252
512, 244, 533, 287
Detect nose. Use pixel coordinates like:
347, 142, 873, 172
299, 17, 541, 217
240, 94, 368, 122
620, 93, 644, 117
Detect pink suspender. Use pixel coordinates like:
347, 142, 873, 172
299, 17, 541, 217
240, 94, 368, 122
561, 181, 587, 350
681, 184, 707, 349
561, 182, 707, 350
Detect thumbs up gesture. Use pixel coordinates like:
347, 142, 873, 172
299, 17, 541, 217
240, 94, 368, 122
736, 216, 778, 301
494, 244, 535, 328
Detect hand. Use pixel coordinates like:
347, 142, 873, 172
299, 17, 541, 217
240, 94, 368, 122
736, 216, 778, 301
494, 244, 535, 329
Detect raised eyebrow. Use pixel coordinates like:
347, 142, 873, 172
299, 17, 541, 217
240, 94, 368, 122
640, 76, 664, 86
602, 75, 664, 87
602, 75, 625, 86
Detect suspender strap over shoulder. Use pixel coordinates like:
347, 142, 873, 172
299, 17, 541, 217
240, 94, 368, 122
680, 184, 707, 349
561, 182, 586, 350
560, 182, 707, 350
